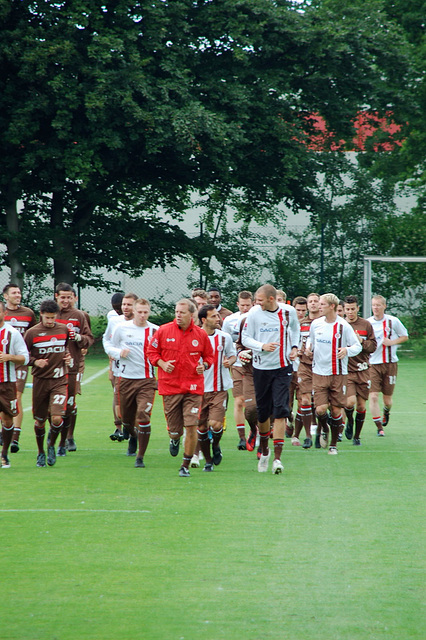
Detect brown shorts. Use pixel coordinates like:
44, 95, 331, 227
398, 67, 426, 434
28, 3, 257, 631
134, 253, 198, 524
347, 368, 371, 401
231, 366, 244, 398
312, 373, 348, 409
0, 382, 18, 417
370, 363, 398, 395
242, 370, 256, 410
199, 390, 228, 426
117, 377, 157, 426
163, 393, 202, 436
32, 376, 68, 421
297, 361, 313, 396
15, 365, 29, 394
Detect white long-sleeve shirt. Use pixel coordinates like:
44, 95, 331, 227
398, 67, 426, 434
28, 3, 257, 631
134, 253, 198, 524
367, 314, 408, 364
241, 304, 300, 370
0, 324, 30, 383
203, 329, 236, 392
309, 316, 362, 376
108, 320, 158, 379
222, 311, 245, 367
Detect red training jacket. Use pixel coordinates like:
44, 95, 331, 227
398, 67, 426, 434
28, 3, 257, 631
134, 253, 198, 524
147, 319, 214, 396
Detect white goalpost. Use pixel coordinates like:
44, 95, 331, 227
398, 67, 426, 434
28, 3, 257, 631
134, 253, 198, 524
363, 255, 426, 316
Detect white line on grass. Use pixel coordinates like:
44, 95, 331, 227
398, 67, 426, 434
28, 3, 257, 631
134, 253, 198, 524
23, 365, 109, 412
0, 508, 150, 513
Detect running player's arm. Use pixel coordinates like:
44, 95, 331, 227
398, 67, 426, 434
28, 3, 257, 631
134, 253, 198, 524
0, 331, 29, 365
77, 312, 94, 350
223, 333, 237, 368
383, 318, 409, 347
107, 325, 128, 359
338, 325, 363, 359
288, 306, 301, 357
361, 322, 377, 354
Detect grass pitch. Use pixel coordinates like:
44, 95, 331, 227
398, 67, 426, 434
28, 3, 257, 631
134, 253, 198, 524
1, 355, 425, 640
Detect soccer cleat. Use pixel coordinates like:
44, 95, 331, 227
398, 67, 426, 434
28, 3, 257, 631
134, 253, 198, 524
314, 434, 321, 449
190, 454, 200, 468
302, 438, 312, 449
328, 446, 338, 455
126, 436, 137, 456
337, 433, 343, 442
179, 466, 190, 477
57, 446, 67, 457
258, 450, 271, 472
134, 457, 145, 468
246, 430, 257, 452
237, 437, 247, 450
47, 445, 56, 467
377, 429, 385, 437
382, 408, 390, 427
272, 459, 284, 474
203, 463, 214, 472
212, 445, 222, 466
10, 440, 20, 453
345, 422, 354, 440
169, 438, 180, 457
110, 428, 124, 442
1, 454, 11, 469
320, 431, 329, 449
36, 452, 46, 467
353, 438, 361, 446
66, 438, 77, 452
291, 436, 301, 446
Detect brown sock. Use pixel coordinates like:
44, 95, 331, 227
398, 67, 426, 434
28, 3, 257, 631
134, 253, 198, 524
259, 431, 270, 455
300, 405, 312, 437
197, 430, 212, 463
273, 439, 283, 460
355, 411, 366, 438
137, 423, 151, 458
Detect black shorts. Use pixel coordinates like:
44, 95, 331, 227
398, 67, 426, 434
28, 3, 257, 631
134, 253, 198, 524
253, 366, 293, 423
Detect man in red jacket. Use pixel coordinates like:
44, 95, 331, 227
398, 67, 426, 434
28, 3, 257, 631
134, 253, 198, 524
148, 299, 214, 477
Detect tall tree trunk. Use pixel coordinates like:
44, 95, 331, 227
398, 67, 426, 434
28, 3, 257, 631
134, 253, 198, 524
50, 191, 75, 286
5, 196, 24, 289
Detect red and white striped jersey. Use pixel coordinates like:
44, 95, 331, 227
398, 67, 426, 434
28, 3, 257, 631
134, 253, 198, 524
109, 320, 158, 379
309, 316, 362, 376
0, 324, 29, 382
203, 329, 236, 392
367, 314, 408, 364
241, 304, 300, 370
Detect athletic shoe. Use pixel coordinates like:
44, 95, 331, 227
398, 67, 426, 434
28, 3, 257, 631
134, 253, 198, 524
258, 450, 271, 472
314, 434, 321, 449
169, 438, 180, 457
377, 429, 385, 437
353, 438, 361, 446
237, 437, 247, 450
1, 454, 11, 469
134, 457, 145, 468
178, 466, 190, 477
382, 408, 390, 427
272, 459, 284, 474
291, 436, 301, 446
57, 446, 67, 457
190, 454, 200, 468
110, 428, 124, 442
320, 431, 329, 448
328, 446, 338, 455
337, 433, 343, 442
246, 430, 257, 452
36, 452, 46, 467
212, 445, 222, 466
126, 436, 137, 456
345, 422, 354, 440
10, 440, 20, 453
302, 438, 312, 449
203, 463, 214, 472
47, 445, 56, 467
66, 438, 77, 452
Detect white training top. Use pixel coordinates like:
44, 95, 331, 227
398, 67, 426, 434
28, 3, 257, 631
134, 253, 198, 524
203, 329, 236, 393
241, 303, 300, 370
103, 313, 127, 376
108, 320, 158, 379
222, 311, 244, 367
0, 323, 30, 383
309, 316, 362, 376
367, 314, 408, 364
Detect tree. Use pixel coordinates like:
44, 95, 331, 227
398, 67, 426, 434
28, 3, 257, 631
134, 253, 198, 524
0, 0, 416, 289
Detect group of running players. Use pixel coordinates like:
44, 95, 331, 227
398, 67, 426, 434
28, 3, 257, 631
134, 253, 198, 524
0, 281, 408, 475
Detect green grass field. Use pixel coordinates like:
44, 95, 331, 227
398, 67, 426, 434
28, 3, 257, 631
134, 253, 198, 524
1, 355, 425, 640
